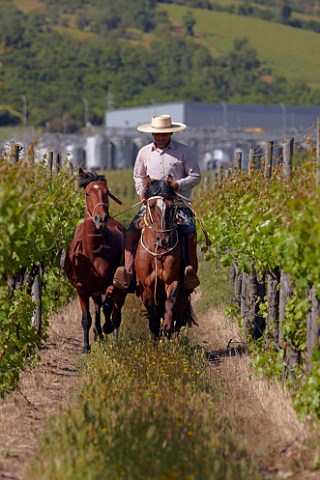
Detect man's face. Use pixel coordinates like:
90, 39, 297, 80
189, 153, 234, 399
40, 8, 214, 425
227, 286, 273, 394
152, 133, 172, 149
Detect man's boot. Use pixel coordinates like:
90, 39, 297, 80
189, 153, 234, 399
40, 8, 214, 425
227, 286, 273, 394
183, 233, 200, 291
113, 230, 140, 290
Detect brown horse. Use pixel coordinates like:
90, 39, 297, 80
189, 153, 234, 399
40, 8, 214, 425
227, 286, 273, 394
135, 176, 195, 338
64, 169, 126, 353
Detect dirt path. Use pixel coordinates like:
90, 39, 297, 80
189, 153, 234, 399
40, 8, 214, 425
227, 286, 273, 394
192, 307, 320, 480
0, 300, 83, 480
0, 299, 319, 479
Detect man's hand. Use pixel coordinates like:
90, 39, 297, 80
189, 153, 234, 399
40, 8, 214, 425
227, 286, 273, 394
170, 180, 179, 191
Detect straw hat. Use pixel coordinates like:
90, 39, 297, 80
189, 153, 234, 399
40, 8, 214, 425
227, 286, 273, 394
137, 114, 187, 133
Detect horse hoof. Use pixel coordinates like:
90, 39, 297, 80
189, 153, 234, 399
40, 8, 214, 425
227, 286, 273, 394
161, 322, 173, 339
94, 330, 104, 342
103, 322, 115, 334
152, 336, 160, 347
162, 325, 174, 339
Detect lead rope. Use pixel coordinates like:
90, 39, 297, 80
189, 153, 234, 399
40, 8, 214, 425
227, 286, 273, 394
112, 200, 144, 219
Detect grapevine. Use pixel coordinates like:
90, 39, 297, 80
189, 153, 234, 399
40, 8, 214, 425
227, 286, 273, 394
0, 158, 83, 396
198, 155, 320, 418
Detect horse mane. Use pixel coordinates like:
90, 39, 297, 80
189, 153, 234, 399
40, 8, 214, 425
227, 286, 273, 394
143, 179, 176, 200
79, 171, 106, 189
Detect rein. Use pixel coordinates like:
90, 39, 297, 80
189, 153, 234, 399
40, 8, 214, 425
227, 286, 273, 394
175, 193, 212, 247
140, 227, 179, 257
112, 200, 144, 218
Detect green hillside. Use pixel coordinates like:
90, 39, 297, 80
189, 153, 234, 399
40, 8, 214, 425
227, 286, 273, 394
160, 4, 320, 88
1, 0, 320, 129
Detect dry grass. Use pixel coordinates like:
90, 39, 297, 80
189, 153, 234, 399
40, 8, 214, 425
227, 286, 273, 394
192, 304, 319, 479
13, 0, 45, 13
0, 289, 319, 479
0, 299, 83, 480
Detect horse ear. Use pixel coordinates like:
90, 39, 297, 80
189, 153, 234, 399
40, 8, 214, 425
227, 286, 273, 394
79, 168, 89, 179
167, 175, 173, 185
145, 176, 152, 186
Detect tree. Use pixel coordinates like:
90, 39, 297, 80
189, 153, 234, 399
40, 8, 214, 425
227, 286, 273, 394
183, 11, 196, 36
279, 0, 292, 24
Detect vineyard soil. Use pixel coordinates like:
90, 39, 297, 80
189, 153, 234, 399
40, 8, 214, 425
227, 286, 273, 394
0, 300, 84, 480
0, 297, 319, 479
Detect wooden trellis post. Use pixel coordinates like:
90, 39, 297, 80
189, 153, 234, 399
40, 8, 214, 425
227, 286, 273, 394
48, 150, 54, 171
10, 143, 22, 163
248, 148, 255, 176
283, 137, 294, 182
306, 286, 320, 369
241, 268, 266, 340
219, 164, 225, 182
26, 142, 35, 164
279, 271, 301, 374
316, 117, 320, 188
279, 271, 292, 344
240, 272, 248, 329
266, 267, 280, 339
234, 266, 242, 308
234, 151, 242, 170
55, 153, 61, 172
264, 141, 274, 180
31, 266, 42, 335
229, 262, 242, 308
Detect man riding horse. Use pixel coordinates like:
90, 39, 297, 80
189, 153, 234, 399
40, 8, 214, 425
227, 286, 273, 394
113, 114, 201, 292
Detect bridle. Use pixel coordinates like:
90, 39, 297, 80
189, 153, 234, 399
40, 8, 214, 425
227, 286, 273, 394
141, 195, 179, 257
85, 199, 109, 223
85, 184, 122, 224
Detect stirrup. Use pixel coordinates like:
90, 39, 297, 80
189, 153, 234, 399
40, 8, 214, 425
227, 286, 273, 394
184, 266, 200, 290
113, 267, 133, 290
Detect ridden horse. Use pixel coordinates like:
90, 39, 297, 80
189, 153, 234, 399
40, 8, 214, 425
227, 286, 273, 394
64, 169, 126, 353
135, 176, 195, 338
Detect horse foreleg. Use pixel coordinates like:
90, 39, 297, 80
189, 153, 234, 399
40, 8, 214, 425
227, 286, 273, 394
147, 307, 161, 338
111, 287, 126, 339
174, 290, 193, 332
139, 285, 160, 338
162, 281, 179, 337
102, 285, 115, 334
78, 292, 92, 354
92, 295, 103, 342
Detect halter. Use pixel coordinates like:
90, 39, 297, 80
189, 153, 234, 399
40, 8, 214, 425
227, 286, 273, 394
85, 199, 109, 224
141, 195, 178, 257
84, 186, 122, 225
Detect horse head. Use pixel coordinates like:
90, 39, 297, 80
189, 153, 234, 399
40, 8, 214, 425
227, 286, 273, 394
143, 176, 178, 249
79, 168, 110, 230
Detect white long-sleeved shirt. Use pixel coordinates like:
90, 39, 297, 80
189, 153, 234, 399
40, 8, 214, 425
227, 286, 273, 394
133, 138, 201, 198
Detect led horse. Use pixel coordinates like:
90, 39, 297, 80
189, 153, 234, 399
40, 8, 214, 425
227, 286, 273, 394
64, 169, 126, 353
